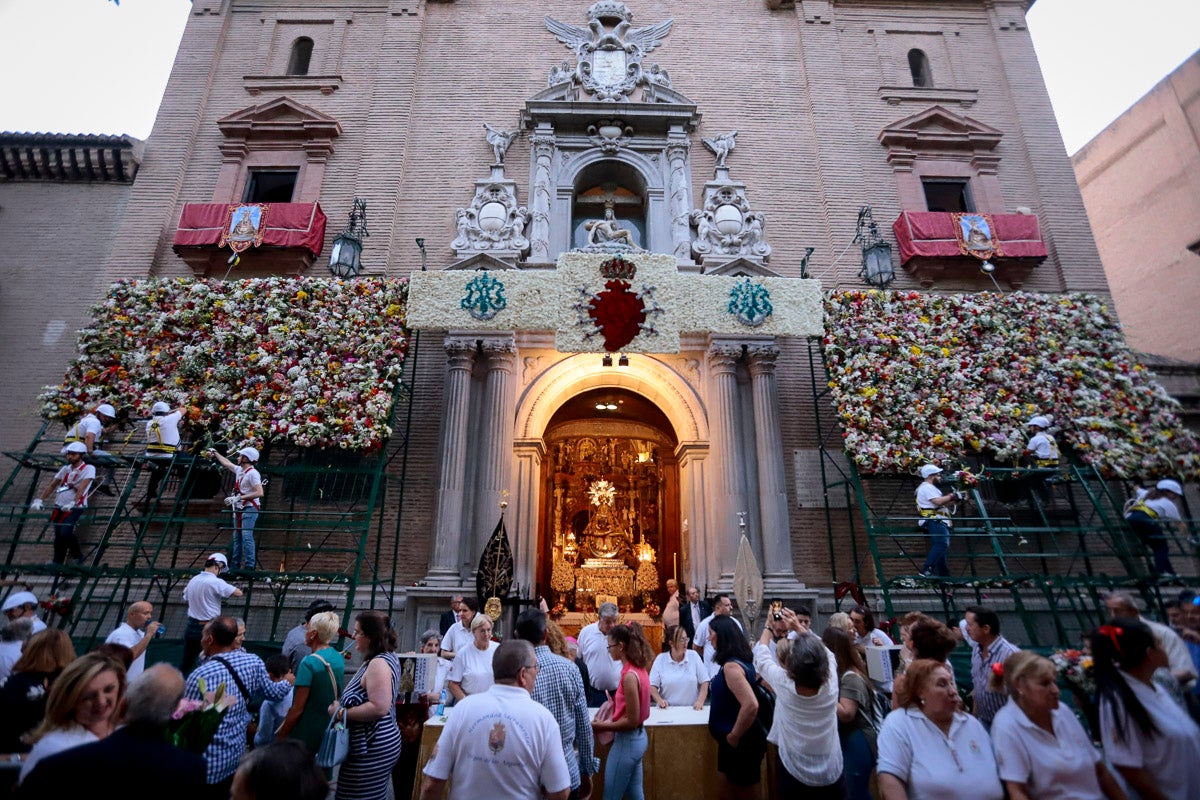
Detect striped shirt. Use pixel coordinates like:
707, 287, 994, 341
971, 635, 1019, 728
531, 644, 598, 789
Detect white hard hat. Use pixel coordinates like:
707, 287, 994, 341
1157, 479, 1184, 496
919, 464, 943, 479
96, 403, 117, 418
151, 401, 171, 414
2, 591, 38, 613
1028, 415, 1051, 429
65, 442, 88, 454
237, 446, 260, 463
207, 553, 228, 567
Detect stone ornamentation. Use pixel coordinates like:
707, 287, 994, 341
586, 119, 634, 154
691, 185, 771, 263
451, 183, 530, 259
582, 207, 643, 253
483, 123, 519, 165
701, 131, 737, 168
728, 277, 773, 326
460, 271, 508, 321
544, 2, 673, 102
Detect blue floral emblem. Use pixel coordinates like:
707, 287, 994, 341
461, 271, 507, 321
728, 277, 772, 326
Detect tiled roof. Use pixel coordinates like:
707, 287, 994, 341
0, 131, 142, 183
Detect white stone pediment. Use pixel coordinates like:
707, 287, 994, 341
701, 258, 783, 278
445, 253, 521, 271
217, 96, 342, 141
879, 105, 1002, 151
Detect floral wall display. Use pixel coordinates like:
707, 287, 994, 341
40, 277, 409, 451
823, 290, 1199, 479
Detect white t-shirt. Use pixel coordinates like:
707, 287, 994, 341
145, 410, 183, 451
19, 724, 98, 782
694, 614, 744, 679
442, 620, 473, 657
0, 640, 23, 684
52, 462, 96, 509
1144, 618, 1197, 682
63, 414, 103, 451
1140, 496, 1181, 522
447, 640, 499, 696
578, 622, 621, 692
1027, 432, 1058, 461
990, 700, 1101, 800
649, 650, 708, 706
106, 622, 147, 681
423, 683, 571, 800
877, 708, 1004, 800
1099, 670, 1200, 799
234, 466, 262, 510
916, 482, 950, 526
30, 617, 46, 634
182, 570, 238, 620
754, 641, 843, 787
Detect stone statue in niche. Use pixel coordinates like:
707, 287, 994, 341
585, 207, 640, 250
701, 131, 738, 168
483, 123, 519, 165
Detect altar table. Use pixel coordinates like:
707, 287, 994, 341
412, 705, 773, 800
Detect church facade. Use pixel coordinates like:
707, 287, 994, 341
1, 0, 1110, 627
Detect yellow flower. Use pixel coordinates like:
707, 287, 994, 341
909, 345, 922, 356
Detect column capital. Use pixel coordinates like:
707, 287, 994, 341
481, 336, 518, 369
707, 343, 743, 373
747, 344, 780, 376
444, 337, 478, 366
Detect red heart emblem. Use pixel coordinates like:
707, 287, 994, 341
588, 279, 646, 352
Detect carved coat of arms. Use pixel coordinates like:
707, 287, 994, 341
545, 2, 673, 101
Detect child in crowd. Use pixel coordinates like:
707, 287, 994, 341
254, 654, 294, 748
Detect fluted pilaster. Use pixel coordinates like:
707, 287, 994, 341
707, 342, 747, 584
748, 344, 799, 590
427, 337, 478, 585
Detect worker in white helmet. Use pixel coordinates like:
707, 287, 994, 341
142, 400, 188, 507
205, 446, 264, 572
1125, 479, 1186, 577
31, 441, 95, 564
62, 402, 119, 496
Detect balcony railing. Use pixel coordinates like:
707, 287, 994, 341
893, 211, 1047, 288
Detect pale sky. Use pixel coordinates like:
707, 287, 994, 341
0, 0, 1196, 155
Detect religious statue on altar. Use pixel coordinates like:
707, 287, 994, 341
582, 479, 631, 559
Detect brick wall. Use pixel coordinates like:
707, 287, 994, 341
1073, 51, 1200, 362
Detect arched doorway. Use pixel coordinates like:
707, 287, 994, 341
539, 388, 679, 612
511, 353, 711, 603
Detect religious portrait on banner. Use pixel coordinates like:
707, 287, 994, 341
219, 204, 269, 253
953, 212, 1004, 261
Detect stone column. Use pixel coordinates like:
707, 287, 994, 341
707, 341, 748, 586
666, 136, 694, 262
676, 442, 713, 590
426, 336, 477, 586
474, 335, 518, 564
529, 126, 555, 263
511, 438, 546, 592
748, 344, 803, 593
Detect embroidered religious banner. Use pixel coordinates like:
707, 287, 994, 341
219, 203, 270, 254
951, 212, 1004, 261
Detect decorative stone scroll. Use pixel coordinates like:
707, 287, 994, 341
408, 252, 822, 354
691, 183, 772, 265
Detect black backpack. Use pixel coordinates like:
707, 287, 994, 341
751, 676, 776, 736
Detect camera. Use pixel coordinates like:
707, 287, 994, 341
773, 612, 783, 621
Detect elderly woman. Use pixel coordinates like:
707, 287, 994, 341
330, 611, 403, 800
0, 629, 76, 752
991, 651, 1126, 800
19, 652, 126, 782
276, 611, 344, 762
827, 612, 855, 638
822, 626, 876, 800
446, 613, 497, 701
877, 659, 1003, 800
1092, 618, 1200, 799
754, 609, 843, 798
649, 624, 709, 710
415, 629, 452, 711
892, 619, 959, 706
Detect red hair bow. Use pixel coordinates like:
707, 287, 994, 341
1098, 624, 1123, 655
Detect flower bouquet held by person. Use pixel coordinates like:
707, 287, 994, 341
166, 676, 236, 754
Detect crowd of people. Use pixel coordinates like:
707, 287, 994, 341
5, 569, 1200, 799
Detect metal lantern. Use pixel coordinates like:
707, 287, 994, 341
328, 198, 369, 278
855, 206, 895, 288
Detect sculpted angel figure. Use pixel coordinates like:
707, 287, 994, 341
702, 131, 738, 168
483, 123, 519, 165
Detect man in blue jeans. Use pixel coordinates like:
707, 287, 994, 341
206, 446, 264, 571
915, 464, 960, 577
